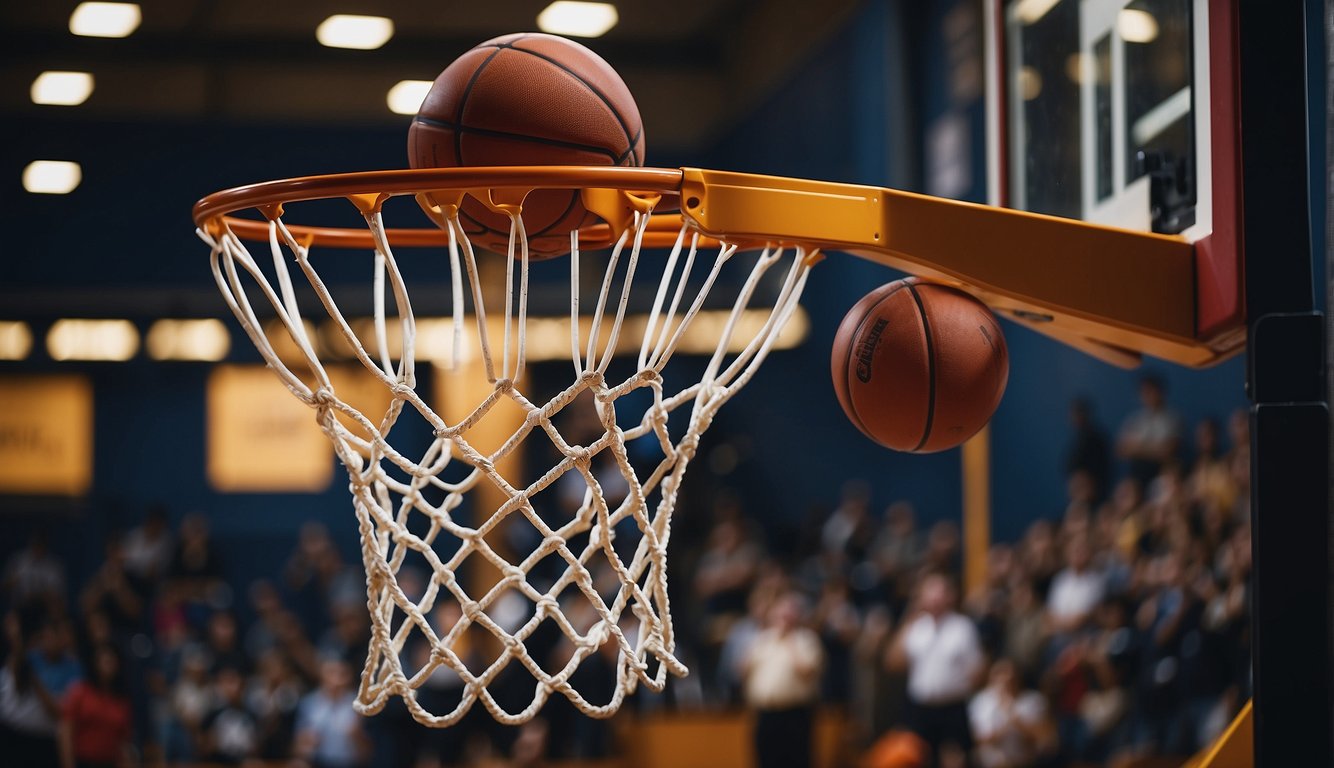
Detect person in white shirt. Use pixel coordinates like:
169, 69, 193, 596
1116, 375, 1183, 487
1046, 537, 1106, 635
969, 658, 1055, 768
887, 572, 984, 768
742, 590, 824, 768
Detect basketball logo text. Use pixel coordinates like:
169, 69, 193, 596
855, 318, 889, 382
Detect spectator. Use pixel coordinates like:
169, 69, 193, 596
284, 523, 361, 638
168, 513, 225, 622
1045, 536, 1105, 638
27, 616, 83, 706
121, 504, 175, 585
204, 611, 249, 676
822, 479, 875, 564
1002, 581, 1046, 688
693, 514, 764, 699
163, 645, 213, 763
3, 532, 66, 612
870, 502, 923, 613
1065, 398, 1111, 503
887, 572, 984, 768
316, 604, 371, 671
198, 666, 258, 765
853, 605, 907, 751
969, 658, 1055, 768
1, 611, 62, 768
964, 545, 1014, 660
1017, 521, 1061, 601
294, 655, 370, 768
813, 574, 862, 705
1047, 596, 1137, 763
1116, 375, 1184, 488
242, 580, 286, 660
717, 565, 787, 706
59, 644, 132, 768
1122, 553, 1195, 759
1186, 418, 1235, 514
921, 521, 962, 577
246, 649, 303, 762
741, 591, 823, 768
79, 538, 144, 643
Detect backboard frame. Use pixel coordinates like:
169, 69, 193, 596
985, 0, 1244, 361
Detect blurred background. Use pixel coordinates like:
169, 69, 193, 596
1, 1, 1323, 767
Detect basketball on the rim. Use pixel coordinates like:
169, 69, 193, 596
831, 278, 1008, 453
408, 32, 646, 258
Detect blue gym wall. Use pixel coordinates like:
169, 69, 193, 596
3, 0, 1326, 587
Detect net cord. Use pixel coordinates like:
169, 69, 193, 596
195, 197, 811, 726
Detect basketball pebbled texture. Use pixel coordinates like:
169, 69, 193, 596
831, 278, 1008, 453
408, 33, 645, 258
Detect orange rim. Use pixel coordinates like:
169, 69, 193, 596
193, 166, 690, 250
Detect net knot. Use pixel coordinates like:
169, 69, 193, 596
535, 595, 560, 617
502, 565, 524, 584
389, 382, 414, 400
311, 387, 336, 408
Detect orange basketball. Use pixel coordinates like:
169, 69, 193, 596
864, 729, 928, 768
831, 278, 1008, 453
408, 33, 645, 258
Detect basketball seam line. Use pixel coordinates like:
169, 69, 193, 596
454, 46, 510, 168
844, 283, 909, 447
906, 283, 936, 452
490, 39, 638, 152
413, 115, 622, 165
615, 127, 644, 166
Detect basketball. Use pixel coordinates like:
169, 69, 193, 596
831, 277, 1008, 453
408, 32, 646, 258
863, 730, 928, 768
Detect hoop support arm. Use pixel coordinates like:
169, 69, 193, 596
678, 168, 1233, 368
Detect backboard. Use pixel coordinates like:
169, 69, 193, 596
985, 0, 1243, 366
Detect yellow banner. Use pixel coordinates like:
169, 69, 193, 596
206, 365, 332, 493
0, 375, 93, 495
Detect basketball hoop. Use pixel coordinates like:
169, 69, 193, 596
193, 166, 817, 726
192, 160, 1225, 726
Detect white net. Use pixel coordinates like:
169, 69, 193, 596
197, 195, 813, 726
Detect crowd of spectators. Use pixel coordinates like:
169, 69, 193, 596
691, 376, 1252, 768
0, 375, 1251, 768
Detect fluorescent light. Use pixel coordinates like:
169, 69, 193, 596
146, 319, 231, 361
537, 1, 619, 38
47, 319, 139, 361
1013, 0, 1062, 25
316, 15, 394, 50
23, 161, 82, 194
69, 2, 141, 38
0, 322, 33, 360
1118, 8, 1159, 43
31, 71, 95, 106
387, 80, 433, 116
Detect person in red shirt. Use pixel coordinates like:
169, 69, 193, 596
59, 645, 131, 768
